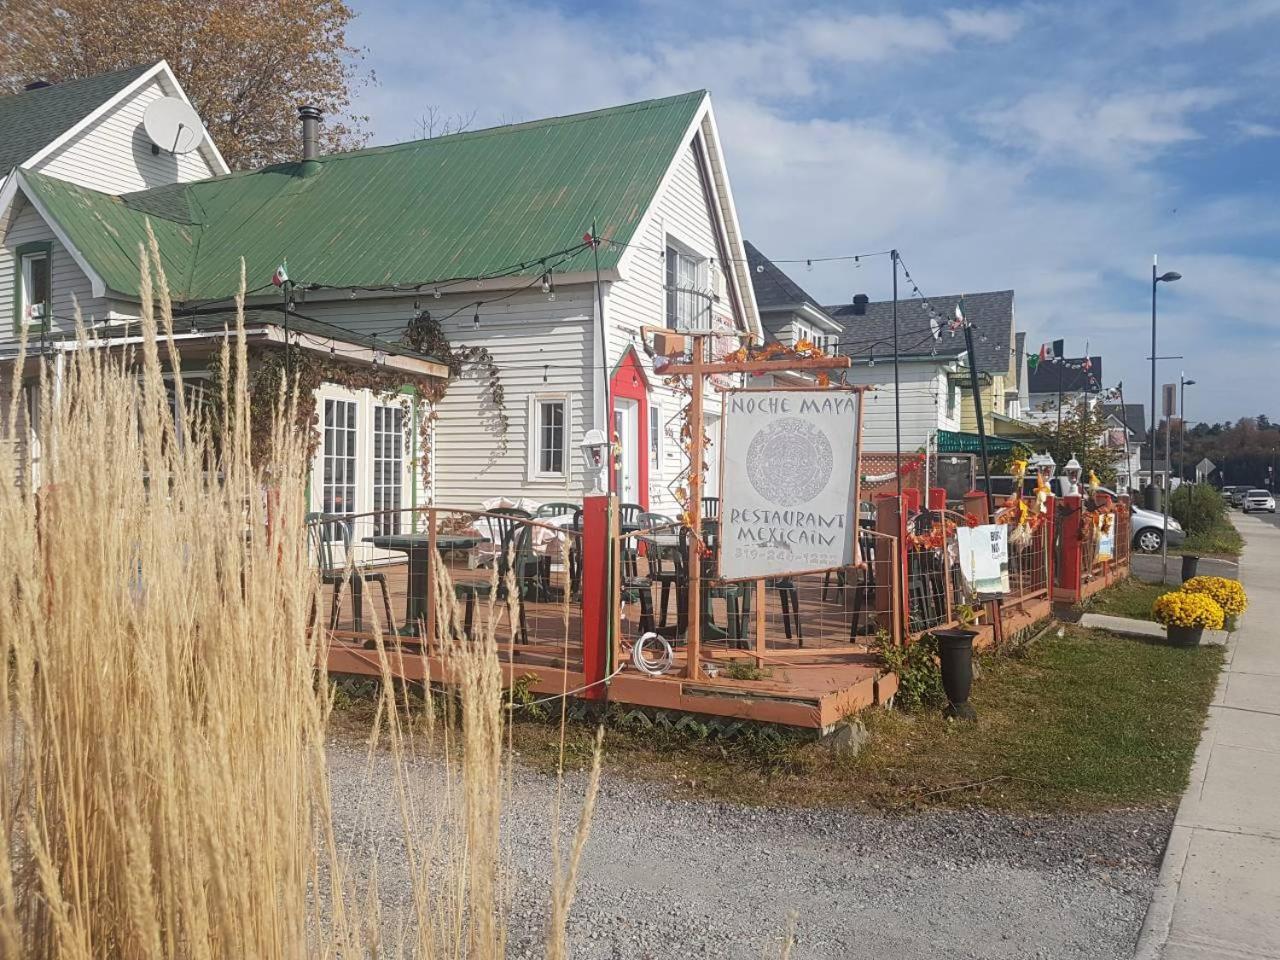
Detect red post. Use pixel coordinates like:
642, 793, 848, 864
579, 494, 612, 700
927, 487, 947, 511
963, 490, 990, 523
1056, 494, 1083, 603
1044, 494, 1056, 595
903, 487, 921, 513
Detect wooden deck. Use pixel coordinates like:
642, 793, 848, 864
323, 554, 890, 732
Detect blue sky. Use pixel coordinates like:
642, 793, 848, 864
346, 0, 1280, 423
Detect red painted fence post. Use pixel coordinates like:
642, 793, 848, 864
1057, 494, 1083, 603
928, 487, 947, 511
579, 494, 612, 700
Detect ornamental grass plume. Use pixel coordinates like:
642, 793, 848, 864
0, 240, 599, 958
1181, 575, 1247, 618
1152, 589, 1225, 630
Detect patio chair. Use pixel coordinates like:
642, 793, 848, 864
636, 512, 678, 628
535, 501, 579, 519
306, 512, 396, 633
618, 502, 644, 579
701, 496, 720, 521
453, 517, 536, 643
678, 525, 749, 644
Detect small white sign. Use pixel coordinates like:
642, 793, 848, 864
720, 390, 860, 579
956, 524, 1009, 596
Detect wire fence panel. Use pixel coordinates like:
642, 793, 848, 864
1003, 514, 1050, 605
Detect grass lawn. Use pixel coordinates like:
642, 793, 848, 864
1175, 514, 1244, 559
1084, 577, 1168, 621
508, 627, 1224, 812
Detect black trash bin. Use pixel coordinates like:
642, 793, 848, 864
1181, 554, 1200, 582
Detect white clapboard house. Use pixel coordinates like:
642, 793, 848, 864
1, 73, 760, 524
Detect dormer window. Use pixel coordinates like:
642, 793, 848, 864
15, 242, 52, 332
665, 241, 708, 330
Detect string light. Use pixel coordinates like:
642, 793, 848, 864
473, 306, 480, 330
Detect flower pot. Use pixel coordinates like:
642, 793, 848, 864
933, 629, 978, 721
1165, 624, 1204, 647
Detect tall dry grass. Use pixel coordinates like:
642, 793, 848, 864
0, 241, 600, 958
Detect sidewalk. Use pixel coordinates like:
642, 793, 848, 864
1136, 514, 1280, 959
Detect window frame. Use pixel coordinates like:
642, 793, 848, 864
527, 393, 571, 481
371, 402, 406, 536
648, 402, 662, 470
13, 240, 53, 334
664, 237, 709, 331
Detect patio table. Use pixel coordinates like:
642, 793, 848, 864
364, 533, 483, 633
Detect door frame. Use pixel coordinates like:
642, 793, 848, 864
609, 347, 650, 508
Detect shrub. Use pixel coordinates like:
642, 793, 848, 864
873, 630, 945, 710
1152, 590, 1225, 629
1169, 483, 1229, 537
1181, 576, 1247, 617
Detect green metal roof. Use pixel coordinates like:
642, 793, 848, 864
937, 429, 1030, 455
20, 90, 708, 303
0, 64, 154, 174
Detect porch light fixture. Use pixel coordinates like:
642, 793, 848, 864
541, 269, 555, 301
1063, 454, 1082, 495
580, 428, 610, 495
1031, 451, 1056, 483
473, 307, 480, 330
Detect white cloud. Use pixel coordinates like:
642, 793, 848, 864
1233, 120, 1280, 139
979, 87, 1232, 166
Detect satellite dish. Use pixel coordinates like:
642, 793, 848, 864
143, 97, 204, 155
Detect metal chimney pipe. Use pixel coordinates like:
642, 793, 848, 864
298, 105, 322, 161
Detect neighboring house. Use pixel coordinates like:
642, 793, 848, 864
743, 241, 843, 386
0, 61, 227, 195
827, 289, 1020, 438
820, 296, 967, 451
1102, 402, 1146, 491
1026, 356, 1103, 419
1, 85, 759, 522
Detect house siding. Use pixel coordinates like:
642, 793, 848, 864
841, 363, 960, 451
960, 373, 1008, 433
0, 197, 104, 346
296, 286, 594, 511
606, 141, 740, 514
32, 77, 220, 194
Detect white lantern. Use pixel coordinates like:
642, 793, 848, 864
580, 429, 610, 495
1062, 454, 1083, 495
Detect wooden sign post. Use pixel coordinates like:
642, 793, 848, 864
659, 334, 853, 681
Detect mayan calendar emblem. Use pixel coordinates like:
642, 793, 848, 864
745, 418, 833, 506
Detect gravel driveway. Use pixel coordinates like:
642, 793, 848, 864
327, 737, 1164, 959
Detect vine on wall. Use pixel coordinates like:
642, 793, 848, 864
207, 309, 509, 493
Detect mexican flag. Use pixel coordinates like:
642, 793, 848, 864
272, 261, 289, 287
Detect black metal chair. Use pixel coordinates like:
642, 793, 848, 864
306, 512, 395, 633
535, 501, 579, 519
701, 496, 720, 521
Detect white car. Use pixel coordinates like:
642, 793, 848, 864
1242, 489, 1277, 513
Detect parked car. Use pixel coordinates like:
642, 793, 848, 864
1128, 501, 1186, 553
1242, 489, 1277, 513
1229, 487, 1250, 507
1220, 485, 1246, 503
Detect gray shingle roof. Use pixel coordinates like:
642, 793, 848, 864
745, 240, 834, 317
1103, 403, 1147, 443
1028, 357, 1102, 394
0, 64, 154, 174
824, 289, 1014, 369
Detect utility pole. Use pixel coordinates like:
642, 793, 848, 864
891, 250, 901, 497
961, 305, 993, 513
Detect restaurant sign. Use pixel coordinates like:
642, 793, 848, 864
720, 390, 860, 579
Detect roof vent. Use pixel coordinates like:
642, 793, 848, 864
851, 294, 869, 316
298, 104, 322, 159
23, 80, 52, 91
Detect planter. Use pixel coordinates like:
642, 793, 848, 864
933, 629, 978, 721
1165, 624, 1204, 647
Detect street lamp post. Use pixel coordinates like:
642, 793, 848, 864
1178, 378, 1189, 483
1148, 257, 1181, 508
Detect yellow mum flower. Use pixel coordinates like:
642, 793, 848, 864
1153, 589, 1225, 629
1182, 576, 1247, 617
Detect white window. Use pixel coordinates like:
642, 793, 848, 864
947, 382, 959, 420
372, 404, 404, 536
321, 398, 358, 537
649, 404, 662, 469
530, 396, 568, 478
665, 242, 707, 330
794, 322, 814, 347
17, 244, 51, 331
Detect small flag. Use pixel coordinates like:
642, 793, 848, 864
953, 302, 965, 329
930, 312, 941, 340
272, 260, 289, 287
1052, 338, 1064, 358
1027, 351, 1040, 371
1039, 342, 1048, 363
